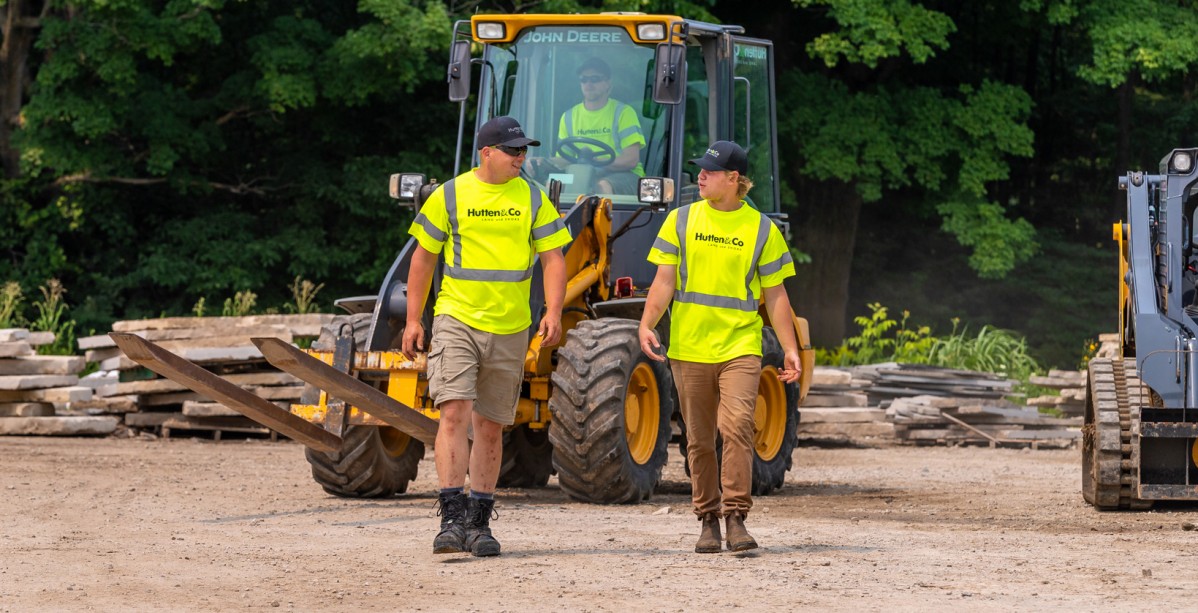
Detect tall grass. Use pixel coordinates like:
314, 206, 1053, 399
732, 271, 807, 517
926, 320, 1040, 380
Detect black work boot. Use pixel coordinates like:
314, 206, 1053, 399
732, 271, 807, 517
433, 491, 468, 554
464, 497, 501, 557
695, 512, 722, 554
725, 512, 758, 552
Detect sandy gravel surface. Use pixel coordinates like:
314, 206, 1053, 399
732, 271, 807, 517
3, 436, 1198, 611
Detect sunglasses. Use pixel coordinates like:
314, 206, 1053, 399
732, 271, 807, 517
579, 74, 608, 84
492, 144, 528, 157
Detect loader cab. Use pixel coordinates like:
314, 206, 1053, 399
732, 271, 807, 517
454, 14, 785, 291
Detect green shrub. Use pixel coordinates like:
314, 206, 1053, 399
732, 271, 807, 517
31, 279, 76, 355
927, 319, 1041, 380
222, 291, 257, 317
817, 303, 934, 366
0, 281, 23, 327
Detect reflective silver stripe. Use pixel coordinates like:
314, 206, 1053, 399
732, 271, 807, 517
525, 178, 541, 223
444, 265, 534, 282
758, 251, 794, 277
532, 218, 566, 240
413, 213, 447, 243
745, 215, 771, 301
675, 204, 692, 290
443, 178, 462, 267
617, 126, 639, 142
674, 290, 759, 312
611, 102, 625, 154
652, 237, 678, 255
564, 106, 574, 136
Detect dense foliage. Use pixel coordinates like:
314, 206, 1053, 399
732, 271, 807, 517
0, 0, 1195, 367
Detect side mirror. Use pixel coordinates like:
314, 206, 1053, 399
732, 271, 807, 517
652, 42, 686, 105
447, 40, 472, 102
637, 177, 674, 211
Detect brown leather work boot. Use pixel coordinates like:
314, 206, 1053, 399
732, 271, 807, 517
725, 512, 758, 552
695, 513, 722, 553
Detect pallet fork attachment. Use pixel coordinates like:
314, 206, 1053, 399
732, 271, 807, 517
108, 332, 342, 453
250, 337, 440, 446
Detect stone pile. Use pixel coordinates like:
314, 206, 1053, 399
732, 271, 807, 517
0, 328, 118, 436
74, 314, 333, 439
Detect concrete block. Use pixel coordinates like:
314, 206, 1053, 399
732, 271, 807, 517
0, 402, 55, 417
0, 386, 92, 403
0, 342, 33, 358
26, 331, 55, 347
77, 334, 117, 350
0, 374, 79, 390
0, 329, 29, 342
0, 416, 118, 436
0, 355, 86, 376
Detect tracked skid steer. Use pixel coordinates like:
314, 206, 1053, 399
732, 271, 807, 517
1086, 148, 1198, 509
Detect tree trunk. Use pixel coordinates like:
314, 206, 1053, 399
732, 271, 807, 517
790, 178, 863, 348
0, 0, 45, 179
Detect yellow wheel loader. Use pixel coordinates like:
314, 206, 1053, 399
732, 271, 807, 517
113, 13, 815, 504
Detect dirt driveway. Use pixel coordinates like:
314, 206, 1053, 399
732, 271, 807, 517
2, 436, 1197, 611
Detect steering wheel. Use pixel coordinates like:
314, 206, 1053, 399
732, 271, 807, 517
555, 136, 617, 167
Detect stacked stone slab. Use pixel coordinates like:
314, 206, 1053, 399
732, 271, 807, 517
78, 314, 334, 439
885, 394, 1081, 448
0, 328, 118, 436
797, 367, 895, 443
1025, 369, 1087, 417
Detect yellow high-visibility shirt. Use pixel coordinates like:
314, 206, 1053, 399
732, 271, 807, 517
558, 99, 645, 176
408, 169, 571, 334
647, 200, 795, 363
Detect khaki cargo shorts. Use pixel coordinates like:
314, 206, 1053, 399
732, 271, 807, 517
426, 314, 528, 425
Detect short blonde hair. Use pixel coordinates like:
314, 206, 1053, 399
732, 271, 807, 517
736, 174, 754, 199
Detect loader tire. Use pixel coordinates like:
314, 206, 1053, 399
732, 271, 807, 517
677, 326, 799, 496
549, 318, 674, 503
301, 313, 424, 497
305, 425, 424, 498
498, 425, 554, 488
1083, 358, 1150, 510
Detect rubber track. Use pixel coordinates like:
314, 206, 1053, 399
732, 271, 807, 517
548, 319, 672, 504
1084, 358, 1149, 510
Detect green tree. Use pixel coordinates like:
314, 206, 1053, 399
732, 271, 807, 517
778, 0, 1035, 344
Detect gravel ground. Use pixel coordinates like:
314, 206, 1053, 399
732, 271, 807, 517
2, 436, 1197, 611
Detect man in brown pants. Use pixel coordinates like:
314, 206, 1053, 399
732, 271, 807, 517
638, 140, 801, 552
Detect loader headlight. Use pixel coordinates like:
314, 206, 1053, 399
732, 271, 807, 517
638, 177, 674, 210
637, 23, 667, 41
476, 22, 505, 40
390, 173, 426, 201
1173, 151, 1194, 174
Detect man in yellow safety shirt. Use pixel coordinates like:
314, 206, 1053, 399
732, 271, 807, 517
402, 116, 571, 557
551, 57, 645, 194
637, 140, 801, 553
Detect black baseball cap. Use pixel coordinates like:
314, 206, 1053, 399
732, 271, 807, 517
476, 116, 540, 150
689, 140, 748, 175
577, 57, 611, 78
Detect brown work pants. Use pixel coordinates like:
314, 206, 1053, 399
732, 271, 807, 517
671, 356, 761, 518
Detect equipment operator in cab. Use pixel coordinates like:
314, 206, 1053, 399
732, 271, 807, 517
403, 116, 571, 557
544, 57, 645, 195
637, 140, 801, 553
